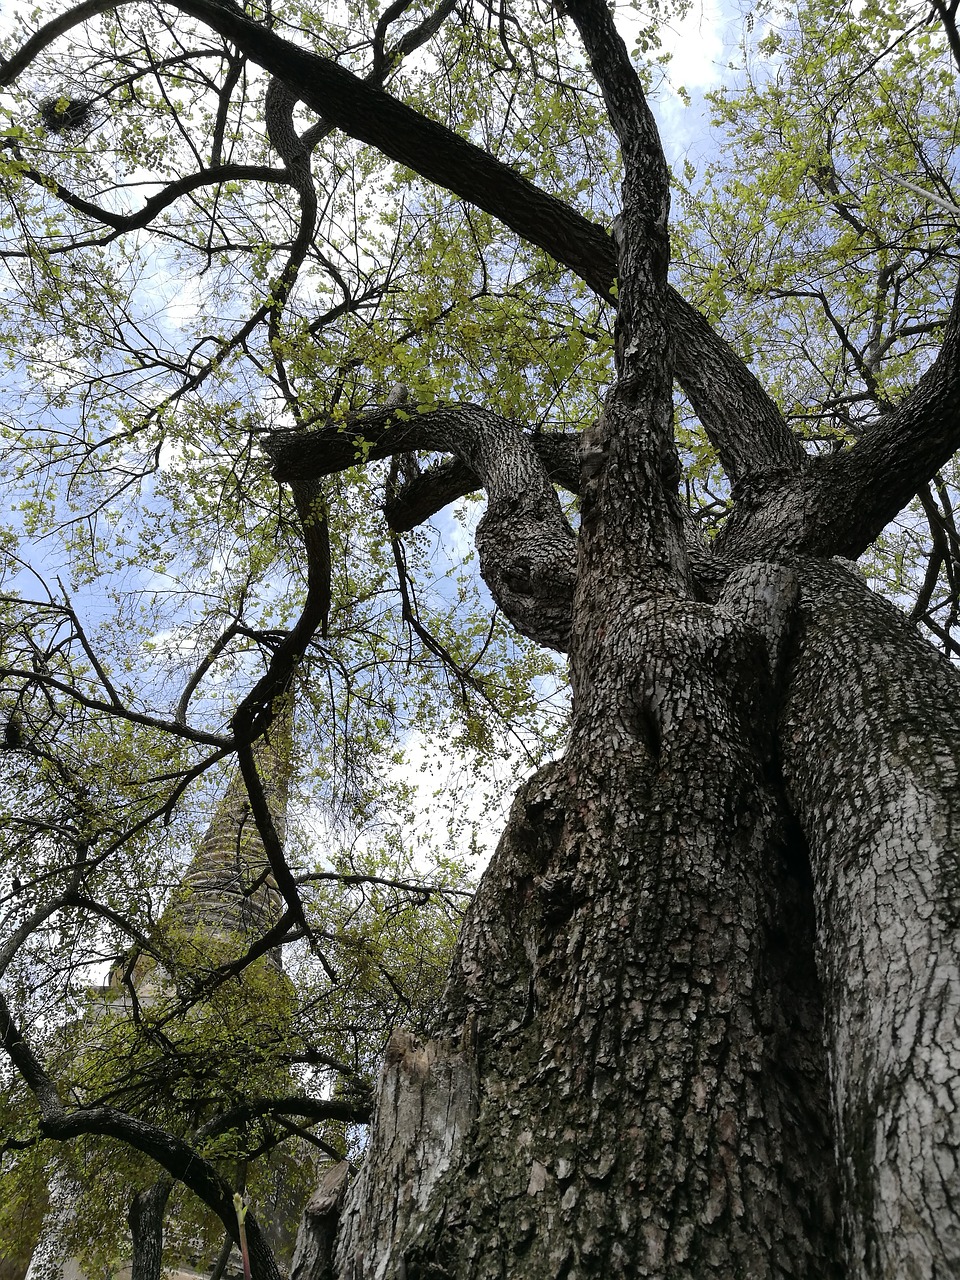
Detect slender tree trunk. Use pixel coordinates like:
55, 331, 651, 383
128, 1180, 171, 1280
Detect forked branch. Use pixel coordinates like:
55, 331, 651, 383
268, 403, 578, 649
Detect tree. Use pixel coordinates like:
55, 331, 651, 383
1, 0, 960, 1275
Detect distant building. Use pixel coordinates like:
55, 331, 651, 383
22, 702, 308, 1280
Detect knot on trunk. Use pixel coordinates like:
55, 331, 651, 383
476, 508, 577, 652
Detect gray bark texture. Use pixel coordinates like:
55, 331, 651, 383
781, 562, 960, 1275
324, 562, 844, 1280
294, 553, 960, 1280
128, 1181, 172, 1280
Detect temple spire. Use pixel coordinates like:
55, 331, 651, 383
133, 697, 295, 990
23, 701, 300, 1280
174, 704, 292, 943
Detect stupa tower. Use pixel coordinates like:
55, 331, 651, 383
133, 700, 294, 993
24, 701, 300, 1280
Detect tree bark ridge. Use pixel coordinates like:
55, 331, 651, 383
781, 558, 960, 1277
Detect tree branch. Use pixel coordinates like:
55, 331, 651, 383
0, 984, 282, 1279
196, 1093, 371, 1141
930, 0, 960, 75
0, 664, 232, 746
563, 0, 689, 589
43, 1108, 281, 1280
9, 163, 288, 244
713, 278, 960, 563
805, 277, 960, 558
1, 0, 798, 485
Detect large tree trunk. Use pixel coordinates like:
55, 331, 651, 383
307, 563, 838, 1278
5, 0, 960, 1276
286, 0, 959, 1259
781, 560, 960, 1276
290, 559, 960, 1279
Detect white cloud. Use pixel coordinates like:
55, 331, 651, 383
658, 0, 728, 92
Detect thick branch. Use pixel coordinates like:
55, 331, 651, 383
268, 404, 577, 649
671, 299, 807, 486
717, 280, 960, 562
268, 411, 580, 488
564, 0, 685, 589
44, 1108, 281, 1280
931, 0, 960, 75
288, 424, 581, 533
229, 736, 306, 934
565, 0, 669, 297
183, 0, 798, 485
811, 279, 960, 557
0, 891, 78, 979
384, 455, 481, 530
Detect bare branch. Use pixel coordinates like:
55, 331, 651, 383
0, 665, 232, 747
175, 624, 242, 725
7, 164, 288, 246
295, 868, 472, 898
196, 1093, 371, 1141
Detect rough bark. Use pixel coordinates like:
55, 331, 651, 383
128, 1180, 172, 1280
780, 559, 960, 1277
328, 564, 845, 1279
291, 1163, 352, 1280
313, 557, 960, 1280
281, 0, 959, 1269
268, 407, 577, 650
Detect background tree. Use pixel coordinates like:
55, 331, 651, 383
1, 0, 960, 1277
